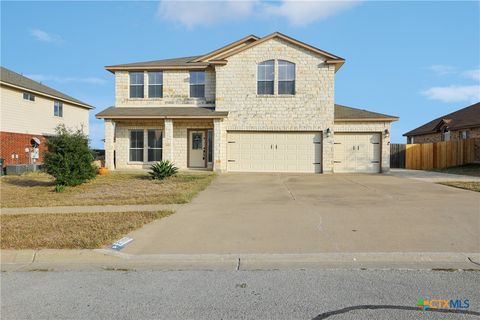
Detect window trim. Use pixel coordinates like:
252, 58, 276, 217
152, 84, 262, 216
23, 92, 35, 101
54, 100, 63, 117
257, 60, 275, 95
129, 72, 145, 99
278, 60, 296, 95
147, 129, 163, 162
148, 71, 163, 98
129, 129, 145, 162
189, 71, 205, 98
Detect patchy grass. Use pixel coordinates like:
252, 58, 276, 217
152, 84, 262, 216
0, 171, 215, 208
0, 211, 172, 249
438, 181, 480, 192
432, 164, 480, 177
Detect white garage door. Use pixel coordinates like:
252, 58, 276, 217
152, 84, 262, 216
227, 132, 322, 173
334, 133, 381, 173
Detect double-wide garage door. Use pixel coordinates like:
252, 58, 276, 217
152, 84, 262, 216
334, 133, 381, 173
227, 132, 322, 173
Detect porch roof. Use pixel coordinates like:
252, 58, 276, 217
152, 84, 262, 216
95, 106, 228, 119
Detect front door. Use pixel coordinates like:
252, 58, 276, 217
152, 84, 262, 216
189, 130, 206, 168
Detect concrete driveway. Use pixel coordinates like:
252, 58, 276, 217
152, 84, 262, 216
124, 173, 480, 254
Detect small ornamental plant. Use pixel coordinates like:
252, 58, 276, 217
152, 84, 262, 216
149, 160, 178, 180
44, 125, 96, 190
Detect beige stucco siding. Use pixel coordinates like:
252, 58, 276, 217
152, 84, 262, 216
334, 121, 392, 172
214, 37, 336, 172
114, 70, 215, 107
0, 85, 89, 135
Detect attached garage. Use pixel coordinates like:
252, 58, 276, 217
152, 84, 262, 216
227, 131, 322, 173
334, 133, 381, 173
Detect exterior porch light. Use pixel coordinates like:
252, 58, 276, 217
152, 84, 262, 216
384, 129, 390, 137
325, 128, 331, 138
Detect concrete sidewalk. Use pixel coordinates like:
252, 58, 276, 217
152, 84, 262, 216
0, 204, 180, 215
2, 249, 480, 271
389, 169, 480, 182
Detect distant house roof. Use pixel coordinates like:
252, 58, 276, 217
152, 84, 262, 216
334, 104, 398, 121
105, 32, 345, 73
404, 102, 480, 136
95, 107, 228, 119
0, 66, 93, 109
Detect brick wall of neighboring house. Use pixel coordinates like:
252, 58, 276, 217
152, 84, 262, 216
0, 131, 48, 166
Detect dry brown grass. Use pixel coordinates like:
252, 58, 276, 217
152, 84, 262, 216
438, 181, 480, 192
0, 211, 172, 249
0, 172, 215, 208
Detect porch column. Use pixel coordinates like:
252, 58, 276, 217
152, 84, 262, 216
213, 118, 225, 172
104, 119, 115, 170
163, 119, 173, 162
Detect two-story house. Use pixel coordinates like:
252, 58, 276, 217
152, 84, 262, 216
0, 66, 92, 166
96, 32, 398, 173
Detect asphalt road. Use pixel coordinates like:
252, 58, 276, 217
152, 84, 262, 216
1, 269, 479, 320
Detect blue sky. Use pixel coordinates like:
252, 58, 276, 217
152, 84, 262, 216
1, 1, 479, 148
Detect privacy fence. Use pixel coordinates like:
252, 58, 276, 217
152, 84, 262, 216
390, 138, 478, 170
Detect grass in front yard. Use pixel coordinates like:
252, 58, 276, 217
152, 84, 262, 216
432, 164, 480, 177
0, 172, 215, 208
438, 181, 480, 192
0, 211, 172, 249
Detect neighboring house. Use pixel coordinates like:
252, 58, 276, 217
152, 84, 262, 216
96, 32, 398, 173
0, 66, 93, 166
404, 102, 480, 144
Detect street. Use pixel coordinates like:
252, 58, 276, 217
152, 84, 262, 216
2, 269, 479, 319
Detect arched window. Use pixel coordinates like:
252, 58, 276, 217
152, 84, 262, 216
278, 60, 295, 95
257, 60, 274, 95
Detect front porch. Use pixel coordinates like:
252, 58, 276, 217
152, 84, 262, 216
96, 107, 228, 172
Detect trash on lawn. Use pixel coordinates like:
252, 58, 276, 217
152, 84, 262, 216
111, 237, 133, 251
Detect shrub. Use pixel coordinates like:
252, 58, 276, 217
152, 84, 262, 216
149, 160, 178, 180
44, 125, 96, 187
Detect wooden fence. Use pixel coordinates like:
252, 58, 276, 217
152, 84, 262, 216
402, 138, 476, 170
390, 144, 406, 168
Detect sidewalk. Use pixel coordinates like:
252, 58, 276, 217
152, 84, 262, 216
2, 249, 479, 271
389, 168, 480, 182
0, 204, 181, 215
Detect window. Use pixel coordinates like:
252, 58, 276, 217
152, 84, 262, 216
148, 72, 163, 98
23, 92, 35, 101
257, 60, 274, 95
54, 101, 63, 117
129, 72, 144, 98
192, 132, 203, 149
278, 60, 295, 95
129, 130, 144, 162
460, 130, 470, 140
207, 129, 213, 163
190, 71, 205, 98
441, 129, 450, 141
148, 129, 162, 162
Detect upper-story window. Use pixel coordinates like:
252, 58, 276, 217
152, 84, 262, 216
441, 128, 450, 141
148, 72, 163, 98
190, 71, 205, 98
54, 101, 63, 117
278, 60, 295, 95
129, 72, 144, 98
23, 92, 35, 101
257, 60, 274, 95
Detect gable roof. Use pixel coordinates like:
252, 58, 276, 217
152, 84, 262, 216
105, 32, 344, 72
334, 104, 398, 121
403, 102, 480, 136
0, 66, 93, 109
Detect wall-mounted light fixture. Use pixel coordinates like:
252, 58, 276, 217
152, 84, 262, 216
383, 129, 390, 137
325, 128, 331, 138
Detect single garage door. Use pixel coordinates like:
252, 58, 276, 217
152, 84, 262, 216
227, 132, 322, 173
334, 133, 381, 173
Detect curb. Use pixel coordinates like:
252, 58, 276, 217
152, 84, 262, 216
2, 249, 479, 271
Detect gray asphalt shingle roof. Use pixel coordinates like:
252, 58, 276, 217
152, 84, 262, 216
0, 66, 93, 109
334, 104, 398, 120
96, 106, 228, 119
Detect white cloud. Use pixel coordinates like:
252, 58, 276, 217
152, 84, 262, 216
30, 29, 62, 43
421, 85, 480, 103
157, 0, 360, 28
428, 65, 457, 76
158, 0, 258, 28
26, 74, 107, 85
262, 0, 360, 26
462, 69, 480, 81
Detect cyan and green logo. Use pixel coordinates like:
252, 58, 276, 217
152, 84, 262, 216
417, 298, 470, 310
